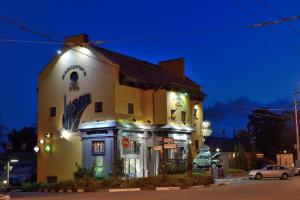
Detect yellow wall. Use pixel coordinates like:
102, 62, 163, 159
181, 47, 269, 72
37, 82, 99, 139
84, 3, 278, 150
38, 45, 204, 181
190, 100, 204, 156
166, 91, 190, 125
38, 46, 118, 181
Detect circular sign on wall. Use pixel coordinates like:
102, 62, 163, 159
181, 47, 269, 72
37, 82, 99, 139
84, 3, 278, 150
122, 137, 129, 149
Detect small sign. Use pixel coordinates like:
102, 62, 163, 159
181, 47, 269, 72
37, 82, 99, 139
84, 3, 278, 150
164, 143, 177, 149
154, 146, 162, 151
155, 137, 174, 143
122, 137, 129, 149
164, 138, 174, 143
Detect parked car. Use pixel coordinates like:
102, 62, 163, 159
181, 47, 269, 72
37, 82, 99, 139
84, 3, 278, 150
248, 165, 294, 180
193, 152, 223, 169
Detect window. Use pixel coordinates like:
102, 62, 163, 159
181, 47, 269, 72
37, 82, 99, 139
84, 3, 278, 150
147, 147, 152, 161
266, 166, 274, 170
181, 111, 186, 122
193, 108, 198, 119
195, 140, 199, 151
95, 102, 103, 113
50, 107, 56, 117
128, 103, 134, 114
92, 141, 105, 155
171, 109, 176, 121
123, 140, 140, 154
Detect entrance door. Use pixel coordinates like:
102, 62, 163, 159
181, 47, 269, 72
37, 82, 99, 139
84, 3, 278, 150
125, 158, 141, 177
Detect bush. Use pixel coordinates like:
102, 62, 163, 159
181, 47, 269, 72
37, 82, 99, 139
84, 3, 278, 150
100, 177, 123, 189
21, 182, 33, 192
100, 174, 214, 189
158, 162, 186, 175
73, 163, 95, 179
110, 157, 124, 178
79, 177, 99, 192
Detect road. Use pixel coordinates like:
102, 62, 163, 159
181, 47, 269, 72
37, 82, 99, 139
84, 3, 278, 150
10, 177, 300, 200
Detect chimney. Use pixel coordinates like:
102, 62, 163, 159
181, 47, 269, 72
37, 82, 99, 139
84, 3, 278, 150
159, 58, 185, 79
64, 34, 89, 47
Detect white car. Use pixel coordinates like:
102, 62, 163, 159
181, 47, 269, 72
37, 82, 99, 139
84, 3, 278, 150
248, 165, 294, 180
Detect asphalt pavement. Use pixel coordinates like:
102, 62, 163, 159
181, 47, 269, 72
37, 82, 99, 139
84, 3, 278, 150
10, 176, 300, 200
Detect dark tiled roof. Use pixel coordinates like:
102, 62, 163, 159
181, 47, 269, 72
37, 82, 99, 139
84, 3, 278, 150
92, 46, 205, 101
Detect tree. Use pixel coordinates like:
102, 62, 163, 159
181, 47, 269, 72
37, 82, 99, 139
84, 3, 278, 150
234, 129, 253, 152
186, 144, 193, 176
6, 126, 37, 152
247, 109, 293, 161
0, 115, 8, 151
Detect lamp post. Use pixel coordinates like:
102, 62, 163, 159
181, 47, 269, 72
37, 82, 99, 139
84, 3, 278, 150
6, 159, 19, 188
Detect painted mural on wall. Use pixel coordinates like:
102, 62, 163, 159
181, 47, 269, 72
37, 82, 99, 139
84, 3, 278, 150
62, 93, 91, 131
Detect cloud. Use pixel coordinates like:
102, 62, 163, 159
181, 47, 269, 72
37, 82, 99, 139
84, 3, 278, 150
204, 97, 292, 137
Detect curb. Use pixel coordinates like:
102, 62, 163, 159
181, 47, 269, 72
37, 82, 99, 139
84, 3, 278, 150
0, 195, 10, 200
156, 187, 180, 191
109, 188, 141, 193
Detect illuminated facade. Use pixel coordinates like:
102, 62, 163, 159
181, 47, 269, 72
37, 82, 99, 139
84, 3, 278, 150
37, 34, 205, 181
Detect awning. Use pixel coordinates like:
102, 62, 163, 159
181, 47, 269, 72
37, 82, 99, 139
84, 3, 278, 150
78, 120, 151, 132
152, 124, 195, 133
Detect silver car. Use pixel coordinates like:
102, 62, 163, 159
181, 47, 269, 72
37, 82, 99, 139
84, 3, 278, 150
248, 165, 294, 180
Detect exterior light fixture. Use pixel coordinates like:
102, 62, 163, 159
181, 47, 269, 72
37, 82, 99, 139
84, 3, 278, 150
45, 132, 52, 139
60, 129, 71, 139
39, 139, 45, 144
34, 146, 40, 153
57, 50, 61, 54
10, 159, 19, 163
44, 144, 51, 153
284, 150, 287, 154
216, 148, 220, 153
3, 180, 7, 184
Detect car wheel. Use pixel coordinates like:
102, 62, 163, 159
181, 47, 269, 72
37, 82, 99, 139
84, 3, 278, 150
281, 173, 288, 180
255, 173, 262, 180
212, 163, 217, 169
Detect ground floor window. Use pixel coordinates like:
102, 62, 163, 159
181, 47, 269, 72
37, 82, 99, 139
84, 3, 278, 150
125, 158, 141, 174
123, 140, 141, 154
92, 141, 105, 155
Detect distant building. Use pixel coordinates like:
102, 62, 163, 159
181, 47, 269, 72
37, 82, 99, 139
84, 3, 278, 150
37, 34, 205, 182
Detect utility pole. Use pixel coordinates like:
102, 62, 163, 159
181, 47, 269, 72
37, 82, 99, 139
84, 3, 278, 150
294, 96, 300, 161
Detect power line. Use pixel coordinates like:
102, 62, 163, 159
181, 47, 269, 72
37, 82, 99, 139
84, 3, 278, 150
255, 0, 300, 36
232, 0, 300, 53
0, 15, 56, 42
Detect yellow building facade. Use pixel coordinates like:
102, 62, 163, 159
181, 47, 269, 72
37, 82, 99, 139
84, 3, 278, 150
37, 34, 205, 182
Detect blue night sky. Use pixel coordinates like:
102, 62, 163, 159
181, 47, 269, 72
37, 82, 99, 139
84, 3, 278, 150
1, 0, 300, 136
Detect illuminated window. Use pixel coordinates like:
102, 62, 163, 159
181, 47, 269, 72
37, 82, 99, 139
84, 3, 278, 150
171, 109, 176, 121
124, 140, 140, 154
50, 107, 56, 117
128, 103, 134, 114
181, 111, 186, 122
95, 102, 103, 113
193, 108, 198, 119
92, 141, 105, 155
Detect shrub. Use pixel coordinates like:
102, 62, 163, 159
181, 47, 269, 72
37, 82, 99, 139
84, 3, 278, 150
73, 163, 94, 179
110, 157, 124, 178
60, 180, 73, 192
100, 177, 123, 189
80, 177, 99, 192
21, 182, 33, 192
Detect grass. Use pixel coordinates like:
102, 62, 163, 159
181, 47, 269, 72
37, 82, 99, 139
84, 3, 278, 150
226, 168, 246, 174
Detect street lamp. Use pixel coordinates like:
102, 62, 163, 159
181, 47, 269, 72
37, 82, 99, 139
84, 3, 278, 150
6, 159, 19, 187
216, 148, 220, 153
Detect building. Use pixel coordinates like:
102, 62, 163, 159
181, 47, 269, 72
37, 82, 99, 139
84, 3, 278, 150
37, 34, 205, 182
